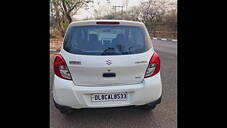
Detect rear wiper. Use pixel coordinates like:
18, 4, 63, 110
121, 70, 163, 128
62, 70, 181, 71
121, 46, 134, 54
101, 47, 120, 55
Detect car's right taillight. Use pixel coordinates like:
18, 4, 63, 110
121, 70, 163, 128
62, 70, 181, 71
54, 55, 72, 80
144, 52, 160, 78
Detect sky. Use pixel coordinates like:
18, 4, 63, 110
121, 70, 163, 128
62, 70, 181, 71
73, 0, 177, 20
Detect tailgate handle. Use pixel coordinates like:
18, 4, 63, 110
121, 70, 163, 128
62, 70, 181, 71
103, 72, 116, 77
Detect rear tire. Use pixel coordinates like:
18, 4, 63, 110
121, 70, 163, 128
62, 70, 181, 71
58, 107, 74, 115
139, 96, 162, 110
53, 99, 74, 115
139, 104, 156, 110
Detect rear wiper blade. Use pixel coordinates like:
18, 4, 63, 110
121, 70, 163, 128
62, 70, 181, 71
101, 47, 116, 55
102, 47, 114, 55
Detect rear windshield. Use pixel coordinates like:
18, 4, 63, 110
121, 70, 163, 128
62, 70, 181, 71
63, 25, 151, 55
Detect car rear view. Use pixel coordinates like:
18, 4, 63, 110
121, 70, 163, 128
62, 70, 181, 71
52, 20, 162, 114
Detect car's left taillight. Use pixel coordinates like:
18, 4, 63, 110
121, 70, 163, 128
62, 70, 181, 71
54, 55, 72, 80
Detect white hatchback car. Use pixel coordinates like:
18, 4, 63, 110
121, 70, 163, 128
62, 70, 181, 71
52, 20, 162, 114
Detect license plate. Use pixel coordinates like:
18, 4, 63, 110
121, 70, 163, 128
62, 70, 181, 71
91, 92, 128, 102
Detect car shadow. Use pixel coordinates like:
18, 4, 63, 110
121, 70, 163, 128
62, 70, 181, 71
60, 107, 159, 128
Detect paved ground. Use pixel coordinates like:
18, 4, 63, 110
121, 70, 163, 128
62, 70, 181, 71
50, 39, 177, 128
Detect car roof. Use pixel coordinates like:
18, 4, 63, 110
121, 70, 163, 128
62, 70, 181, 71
69, 20, 145, 27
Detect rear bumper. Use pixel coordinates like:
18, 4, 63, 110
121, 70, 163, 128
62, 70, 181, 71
53, 72, 162, 109
53, 95, 162, 110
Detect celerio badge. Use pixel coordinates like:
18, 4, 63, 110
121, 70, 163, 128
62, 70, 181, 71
69, 61, 81, 65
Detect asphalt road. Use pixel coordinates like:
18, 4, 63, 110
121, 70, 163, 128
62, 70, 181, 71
50, 39, 177, 128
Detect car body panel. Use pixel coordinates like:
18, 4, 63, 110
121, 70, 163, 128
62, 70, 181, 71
61, 48, 155, 86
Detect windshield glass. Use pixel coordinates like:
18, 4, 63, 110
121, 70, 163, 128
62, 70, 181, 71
63, 25, 151, 55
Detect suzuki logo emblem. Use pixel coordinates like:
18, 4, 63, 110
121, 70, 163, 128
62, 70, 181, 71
106, 60, 112, 65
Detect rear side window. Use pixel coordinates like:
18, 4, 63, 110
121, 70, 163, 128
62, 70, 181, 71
63, 25, 151, 55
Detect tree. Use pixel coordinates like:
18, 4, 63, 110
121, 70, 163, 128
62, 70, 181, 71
50, 0, 91, 37
95, 5, 140, 21
162, 9, 177, 38
123, 6, 140, 21
138, 0, 169, 33
90, 0, 176, 38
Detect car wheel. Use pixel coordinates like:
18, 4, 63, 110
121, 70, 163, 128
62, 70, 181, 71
143, 104, 156, 110
53, 99, 74, 115
138, 104, 156, 111
58, 107, 74, 115
139, 96, 161, 110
